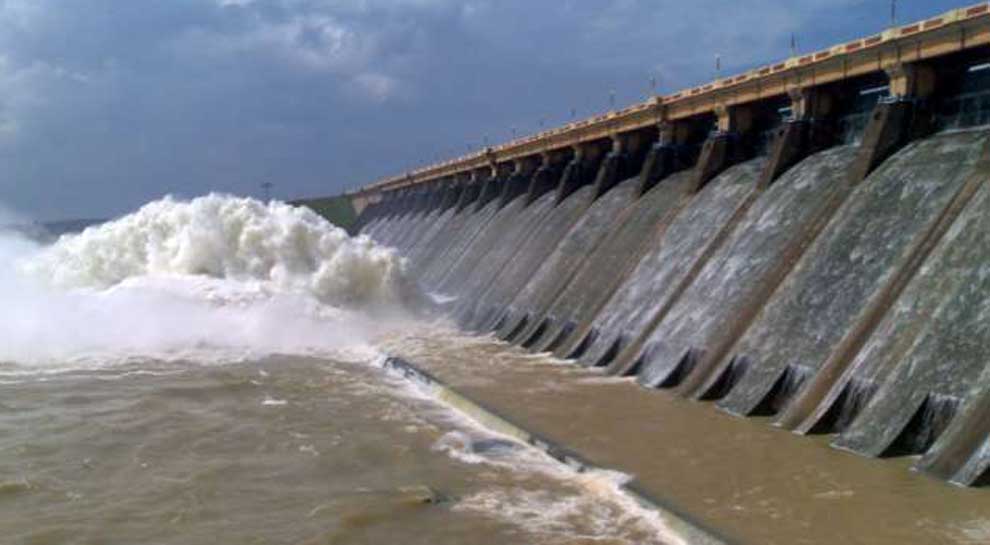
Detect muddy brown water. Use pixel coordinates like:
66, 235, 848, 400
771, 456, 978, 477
382, 326, 990, 545
0, 354, 673, 545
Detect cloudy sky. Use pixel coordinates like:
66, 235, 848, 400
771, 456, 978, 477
0, 0, 969, 220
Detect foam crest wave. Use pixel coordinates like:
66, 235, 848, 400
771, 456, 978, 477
23, 194, 408, 309
0, 195, 418, 368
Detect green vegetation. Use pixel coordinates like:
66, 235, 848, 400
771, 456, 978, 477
292, 195, 358, 231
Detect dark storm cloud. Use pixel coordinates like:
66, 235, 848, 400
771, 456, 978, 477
0, 0, 969, 219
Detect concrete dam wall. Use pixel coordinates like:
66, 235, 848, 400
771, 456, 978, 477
343, 9, 990, 487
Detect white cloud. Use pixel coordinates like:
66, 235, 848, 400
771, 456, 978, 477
0, 0, 44, 30
350, 72, 400, 101
0, 0, 963, 219
0, 54, 97, 146
172, 5, 418, 104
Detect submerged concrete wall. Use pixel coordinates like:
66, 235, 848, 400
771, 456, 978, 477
306, 8, 990, 488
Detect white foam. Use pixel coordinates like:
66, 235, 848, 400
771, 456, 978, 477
425, 291, 459, 304
23, 194, 408, 309
0, 195, 414, 369
452, 469, 684, 545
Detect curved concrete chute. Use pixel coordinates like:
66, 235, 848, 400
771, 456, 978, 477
792, 178, 990, 438
920, 387, 990, 486
409, 183, 491, 279
628, 145, 858, 389
390, 200, 444, 252
373, 192, 421, 246
490, 177, 641, 341
452, 184, 596, 324
403, 206, 459, 264
436, 192, 556, 294
578, 159, 762, 372
714, 129, 990, 420
818, 177, 990, 465
531, 170, 695, 357
396, 184, 459, 254
415, 199, 503, 288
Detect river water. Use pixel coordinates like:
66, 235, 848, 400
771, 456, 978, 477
0, 356, 675, 545
0, 195, 671, 545
5, 193, 989, 545
381, 326, 990, 545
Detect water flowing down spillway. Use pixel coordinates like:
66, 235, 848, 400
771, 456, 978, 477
628, 145, 858, 387
404, 206, 458, 264
411, 201, 499, 284
487, 177, 641, 337
360, 119, 990, 495
520, 170, 695, 356
575, 159, 762, 369
366, 207, 407, 245
457, 183, 602, 329
438, 193, 556, 295
716, 129, 990, 419
424, 198, 524, 291
388, 208, 437, 253
825, 177, 990, 479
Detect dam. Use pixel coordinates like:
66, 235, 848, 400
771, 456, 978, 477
331, 2, 990, 493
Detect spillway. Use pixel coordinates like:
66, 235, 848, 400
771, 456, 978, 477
351, 124, 990, 489
574, 159, 762, 370
630, 145, 857, 387
827, 169, 990, 484
438, 192, 556, 294
419, 199, 503, 288
473, 178, 638, 330
484, 177, 641, 337
715, 129, 990, 418
453, 185, 595, 326
522, 170, 695, 355
336, 19, 990, 491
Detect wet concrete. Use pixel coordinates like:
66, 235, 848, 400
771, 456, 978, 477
627, 146, 858, 386
418, 199, 506, 289
436, 193, 554, 293
826, 175, 990, 480
576, 159, 762, 369
716, 129, 990, 419
412, 203, 495, 285
454, 185, 597, 326
489, 178, 640, 337
525, 170, 695, 356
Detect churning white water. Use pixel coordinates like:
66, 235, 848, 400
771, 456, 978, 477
0, 194, 416, 366
24, 194, 408, 307
0, 195, 676, 545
